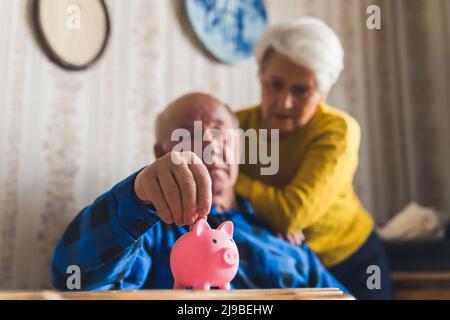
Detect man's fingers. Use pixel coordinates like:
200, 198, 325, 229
149, 151, 211, 226
188, 160, 212, 219
147, 173, 173, 224
171, 162, 198, 225
157, 169, 183, 226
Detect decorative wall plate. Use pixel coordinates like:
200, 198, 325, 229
33, 0, 110, 70
184, 0, 268, 64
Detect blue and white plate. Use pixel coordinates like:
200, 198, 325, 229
185, 0, 268, 64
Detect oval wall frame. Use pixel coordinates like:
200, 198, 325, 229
33, 0, 110, 71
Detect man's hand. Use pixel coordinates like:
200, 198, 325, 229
134, 151, 212, 226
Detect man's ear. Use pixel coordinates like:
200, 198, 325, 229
154, 143, 165, 158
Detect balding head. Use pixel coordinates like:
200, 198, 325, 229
155, 93, 238, 155
154, 93, 240, 195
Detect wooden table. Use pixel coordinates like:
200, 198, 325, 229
392, 272, 450, 300
0, 288, 353, 300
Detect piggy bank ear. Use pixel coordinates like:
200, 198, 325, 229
217, 221, 234, 237
193, 219, 211, 237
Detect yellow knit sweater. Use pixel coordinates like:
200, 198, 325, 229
235, 102, 374, 267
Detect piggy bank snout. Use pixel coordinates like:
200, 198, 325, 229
222, 248, 238, 266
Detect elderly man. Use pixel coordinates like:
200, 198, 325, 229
52, 93, 347, 292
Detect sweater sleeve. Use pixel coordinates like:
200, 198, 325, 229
236, 118, 361, 234
51, 169, 161, 291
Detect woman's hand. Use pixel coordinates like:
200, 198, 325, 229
278, 230, 305, 246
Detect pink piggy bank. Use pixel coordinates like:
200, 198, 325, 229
170, 219, 239, 290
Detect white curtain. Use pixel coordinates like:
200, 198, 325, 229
0, 0, 449, 289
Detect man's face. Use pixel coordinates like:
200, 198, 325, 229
260, 51, 323, 135
160, 101, 240, 195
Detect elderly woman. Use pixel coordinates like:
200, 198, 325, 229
235, 18, 391, 299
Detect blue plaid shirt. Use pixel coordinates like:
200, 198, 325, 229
52, 170, 348, 292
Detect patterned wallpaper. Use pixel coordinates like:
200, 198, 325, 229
0, 0, 449, 289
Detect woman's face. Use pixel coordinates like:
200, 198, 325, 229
259, 51, 324, 135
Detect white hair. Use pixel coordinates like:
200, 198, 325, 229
255, 17, 344, 93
